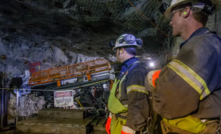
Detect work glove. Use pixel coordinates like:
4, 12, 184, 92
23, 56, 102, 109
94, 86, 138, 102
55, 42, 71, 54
105, 113, 112, 134
121, 126, 136, 134
147, 70, 161, 87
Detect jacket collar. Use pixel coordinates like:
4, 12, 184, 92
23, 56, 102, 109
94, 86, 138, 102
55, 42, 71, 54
122, 57, 138, 68
118, 57, 138, 77
180, 27, 210, 49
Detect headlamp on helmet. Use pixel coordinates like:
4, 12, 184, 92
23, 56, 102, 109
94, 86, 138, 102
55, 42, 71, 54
192, 2, 215, 15
109, 41, 115, 49
136, 38, 143, 46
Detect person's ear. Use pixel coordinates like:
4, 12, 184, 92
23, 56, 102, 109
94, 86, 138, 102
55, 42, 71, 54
183, 7, 191, 18
120, 48, 124, 54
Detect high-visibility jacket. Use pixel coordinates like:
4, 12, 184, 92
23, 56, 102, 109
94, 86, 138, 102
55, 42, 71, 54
108, 57, 149, 131
153, 27, 221, 133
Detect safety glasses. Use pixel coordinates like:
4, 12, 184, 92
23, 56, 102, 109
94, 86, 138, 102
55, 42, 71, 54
170, 8, 184, 20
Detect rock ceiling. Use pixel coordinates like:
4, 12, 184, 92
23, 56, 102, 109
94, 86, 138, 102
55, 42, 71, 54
0, 0, 171, 55
0, 0, 171, 75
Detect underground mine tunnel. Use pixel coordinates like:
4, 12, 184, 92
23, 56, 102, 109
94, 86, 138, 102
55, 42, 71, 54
1, 0, 221, 134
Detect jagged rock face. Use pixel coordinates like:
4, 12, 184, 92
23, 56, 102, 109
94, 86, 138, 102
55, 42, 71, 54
0, 38, 108, 76
0, 0, 170, 76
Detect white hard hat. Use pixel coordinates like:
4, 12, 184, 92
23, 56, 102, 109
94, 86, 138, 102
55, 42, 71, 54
113, 34, 142, 50
164, 0, 191, 18
164, 0, 221, 19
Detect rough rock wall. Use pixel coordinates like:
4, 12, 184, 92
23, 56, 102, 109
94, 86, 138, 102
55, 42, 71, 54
0, 36, 114, 77
215, 10, 221, 36
7, 93, 46, 124
0, 0, 174, 76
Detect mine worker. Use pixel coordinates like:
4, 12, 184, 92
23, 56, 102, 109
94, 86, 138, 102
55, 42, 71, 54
106, 34, 150, 134
146, 0, 221, 133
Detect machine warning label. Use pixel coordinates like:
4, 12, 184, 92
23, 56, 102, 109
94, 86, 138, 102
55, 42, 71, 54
54, 90, 74, 108
54, 91, 72, 98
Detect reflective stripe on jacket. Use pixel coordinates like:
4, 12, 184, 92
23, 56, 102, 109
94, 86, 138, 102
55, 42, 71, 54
108, 57, 149, 131
153, 27, 221, 132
